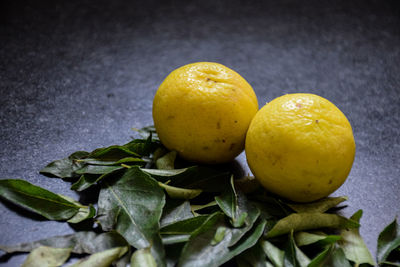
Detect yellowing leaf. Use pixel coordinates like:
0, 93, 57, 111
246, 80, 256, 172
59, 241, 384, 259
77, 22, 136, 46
21, 246, 72, 267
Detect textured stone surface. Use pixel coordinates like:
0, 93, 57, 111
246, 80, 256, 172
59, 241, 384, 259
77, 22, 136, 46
1, 0, 399, 266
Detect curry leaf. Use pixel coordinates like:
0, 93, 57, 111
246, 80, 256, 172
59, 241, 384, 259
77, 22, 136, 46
67, 205, 96, 223
283, 230, 310, 267
314, 247, 352, 267
160, 200, 193, 228
68, 246, 128, 267
215, 176, 261, 245
236, 241, 270, 267
131, 248, 157, 267
338, 210, 375, 266
75, 165, 123, 175
158, 182, 202, 200
162, 235, 191, 245
178, 212, 266, 267
211, 226, 228, 245
234, 176, 261, 194
88, 146, 140, 161
160, 215, 210, 235
123, 134, 160, 156
71, 167, 124, 192
142, 166, 230, 192
287, 196, 348, 213
260, 240, 284, 267
215, 176, 239, 224
307, 245, 333, 267
40, 151, 89, 179
77, 157, 145, 166
0, 231, 128, 254
0, 179, 86, 221
294, 231, 341, 247
377, 218, 400, 264
160, 214, 221, 246
21, 246, 72, 267
190, 200, 218, 214
97, 166, 166, 266
133, 126, 159, 140
265, 213, 359, 238
156, 151, 177, 170
251, 195, 292, 221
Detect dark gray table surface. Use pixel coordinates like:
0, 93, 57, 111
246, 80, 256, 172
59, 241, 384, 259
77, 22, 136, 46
1, 0, 399, 266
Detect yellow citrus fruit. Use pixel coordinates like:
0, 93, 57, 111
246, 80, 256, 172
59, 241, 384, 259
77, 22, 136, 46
153, 62, 258, 164
245, 93, 355, 202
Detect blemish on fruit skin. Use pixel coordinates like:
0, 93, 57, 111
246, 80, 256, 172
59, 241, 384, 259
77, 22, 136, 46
222, 139, 226, 143
229, 143, 235, 151
296, 103, 303, 108
203, 146, 209, 150
316, 119, 319, 123
167, 115, 175, 120
328, 179, 333, 184
217, 121, 221, 129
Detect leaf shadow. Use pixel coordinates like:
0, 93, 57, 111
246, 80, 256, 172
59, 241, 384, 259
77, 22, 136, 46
0, 251, 25, 263
0, 199, 47, 222
217, 159, 246, 180
75, 185, 101, 205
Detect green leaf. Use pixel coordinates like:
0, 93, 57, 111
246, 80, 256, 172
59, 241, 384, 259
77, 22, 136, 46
40, 151, 89, 179
131, 248, 157, 267
215, 176, 239, 224
156, 151, 177, 170
211, 226, 228, 245
67, 205, 96, 223
234, 176, 261, 194
97, 166, 166, 266
178, 212, 267, 267
68, 246, 128, 267
294, 231, 341, 246
71, 167, 124, 192
75, 165, 123, 175
307, 245, 333, 267
158, 182, 202, 200
77, 157, 145, 166
160, 215, 210, 235
190, 200, 218, 214
0, 179, 86, 220
160, 200, 193, 228
283, 230, 310, 267
287, 196, 348, 213
215, 177, 261, 246
132, 126, 159, 140
161, 216, 211, 251
0, 231, 128, 254
265, 213, 359, 238
251, 195, 292, 220
21, 246, 72, 267
123, 134, 160, 156
142, 166, 230, 192
88, 145, 140, 161
377, 218, 400, 264
236, 241, 270, 267
260, 240, 284, 267
338, 210, 375, 266
307, 245, 352, 267
162, 235, 191, 245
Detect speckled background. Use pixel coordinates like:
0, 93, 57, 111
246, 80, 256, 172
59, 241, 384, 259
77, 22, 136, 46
1, 0, 399, 266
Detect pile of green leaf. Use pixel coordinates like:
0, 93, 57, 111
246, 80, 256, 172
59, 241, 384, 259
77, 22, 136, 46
0, 127, 399, 267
